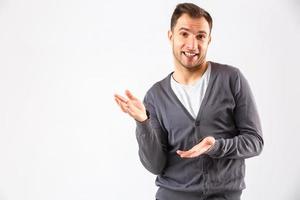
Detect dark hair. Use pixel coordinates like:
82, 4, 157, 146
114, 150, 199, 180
170, 3, 213, 34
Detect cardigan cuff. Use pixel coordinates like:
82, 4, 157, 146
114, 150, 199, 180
205, 139, 221, 157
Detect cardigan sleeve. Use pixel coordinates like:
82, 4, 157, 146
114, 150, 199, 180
206, 69, 264, 159
135, 90, 168, 174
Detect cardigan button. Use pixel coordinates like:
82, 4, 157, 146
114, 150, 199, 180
195, 121, 200, 126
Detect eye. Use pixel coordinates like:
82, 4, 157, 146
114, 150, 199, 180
196, 34, 205, 40
180, 32, 188, 38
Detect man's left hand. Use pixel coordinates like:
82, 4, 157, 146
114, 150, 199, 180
176, 136, 216, 158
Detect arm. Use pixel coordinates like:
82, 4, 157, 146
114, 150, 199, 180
177, 69, 264, 159
205, 69, 264, 159
135, 91, 168, 175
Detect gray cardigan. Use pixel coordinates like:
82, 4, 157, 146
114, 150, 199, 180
135, 61, 264, 199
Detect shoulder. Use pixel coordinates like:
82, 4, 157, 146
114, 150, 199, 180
143, 73, 172, 101
210, 61, 241, 78
147, 73, 171, 93
210, 61, 248, 94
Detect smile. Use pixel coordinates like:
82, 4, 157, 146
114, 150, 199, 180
182, 51, 199, 58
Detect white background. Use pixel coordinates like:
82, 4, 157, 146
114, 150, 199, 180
0, 0, 299, 199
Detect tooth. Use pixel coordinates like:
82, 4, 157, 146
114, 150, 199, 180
185, 52, 195, 57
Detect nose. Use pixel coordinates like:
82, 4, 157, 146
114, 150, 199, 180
186, 36, 198, 51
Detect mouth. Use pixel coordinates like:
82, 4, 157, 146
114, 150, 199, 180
182, 51, 199, 58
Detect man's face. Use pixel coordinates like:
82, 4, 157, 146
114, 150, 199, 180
168, 14, 211, 70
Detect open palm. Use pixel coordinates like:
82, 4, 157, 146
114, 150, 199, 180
114, 90, 148, 122
177, 136, 216, 158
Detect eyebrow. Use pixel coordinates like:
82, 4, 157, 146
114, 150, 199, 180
178, 27, 208, 35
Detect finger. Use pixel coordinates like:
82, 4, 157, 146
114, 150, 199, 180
125, 90, 137, 100
114, 94, 128, 103
178, 145, 206, 157
114, 97, 123, 107
114, 97, 121, 106
180, 153, 196, 158
180, 150, 203, 158
184, 152, 201, 158
118, 100, 129, 113
177, 150, 195, 158
177, 149, 192, 155
115, 95, 128, 104
188, 149, 207, 157
114, 97, 119, 104
176, 150, 184, 155
115, 98, 125, 112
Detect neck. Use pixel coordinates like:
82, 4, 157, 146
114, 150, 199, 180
172, 61, 208, 85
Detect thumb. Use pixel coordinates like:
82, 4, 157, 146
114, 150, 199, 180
125, 89, 137, 100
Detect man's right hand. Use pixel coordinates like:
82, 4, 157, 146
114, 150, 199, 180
114, 90, 148, 122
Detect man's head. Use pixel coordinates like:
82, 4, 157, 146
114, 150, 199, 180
168, 3, 213, 70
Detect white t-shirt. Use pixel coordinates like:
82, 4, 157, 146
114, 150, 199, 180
170, 62, 211, 119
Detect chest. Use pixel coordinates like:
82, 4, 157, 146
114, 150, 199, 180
156, 85, 237, 149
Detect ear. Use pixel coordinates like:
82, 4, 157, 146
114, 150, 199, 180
168, 30, 173, 41
208, 35, 212, 45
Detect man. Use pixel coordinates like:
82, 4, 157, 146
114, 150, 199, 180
114, 3, 263, 200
